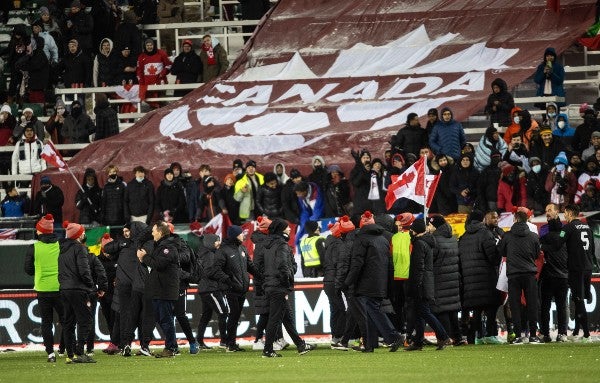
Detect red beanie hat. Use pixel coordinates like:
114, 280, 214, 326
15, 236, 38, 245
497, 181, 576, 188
395, 213, 415, 229
257, 216, 272, 234
328, 222, 341, 238
338, 215, 355, 234
513, 206, 533, 218
100, 233, 113, 252
360, 211, 375, 228
36, 214, 54, 234
63, 221, 85, 240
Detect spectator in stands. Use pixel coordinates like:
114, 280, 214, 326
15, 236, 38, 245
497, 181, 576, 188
503, 107, 523, 146
527, 157, 550, 216
91, 0, 121, 51
239, 0, 270, 42
575, 157, 599, 205
170, 39, 202, 97
33, 176, 65, 224
530, 124, 565, 168
281, 168, 302, 224
324, 165, 351, 217
137, 38, 172, 109
350, 148, 372, 216
114, 45, 139, 114
308, 155, 328, 196
484, 78, 514, 127
234, 160, 264, 222
477, 152, 502, 212
534, 48, 565, 108
59, 38, 92, 104
569, 153, 584, 178
93, 92, 120, 140
425, 108, 438, 135
15, 36, 50, 105
32, 19, 59, 66
516, 110, 539, 150
135, 0, 159, 28
544, 102, 560, 132
13, 107, 48, 143
553, 112, 575, 152
256, 172, 283, 218
93, 38, 117, 87
389, 112, 428, 159
545, 151, 577, 211
75, 167, 102, 224
11, 125, 46, 176
124, 165, 155, 224
1, 185, 30, 217
39, 7, 63, 54
64, 0, 94, 55
115, 10, 142, 58
0, 104, 16, 174
156, 167, 187, 223
158, 0, 185, 54
62, 100, 95, 144
580, 181, 600, 211
497, 164, 526, 213
45, 99, 67, 144
573, 106, 600, 155
503, 134, 530, 171
474, 126, 507, 171
449, 154, 478, 214
200, 34, 229, 82
294, 180, 325, 244
100, 165, 127, 226
186, 164, 212, 222
370, 158, 386, 211
430, 154, 457, 215
197, 176, 223, 223
6, 25, 29, 104
219, 173, 240, 225
429, 107, 466, 161
273, 162, 289, 186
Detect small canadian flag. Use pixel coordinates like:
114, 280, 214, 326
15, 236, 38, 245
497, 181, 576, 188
41, 142, 67, 169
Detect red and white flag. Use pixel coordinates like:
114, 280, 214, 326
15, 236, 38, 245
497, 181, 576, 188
195, 213, 232, 239
41, 142, 67, 170
385, 156, 441, 210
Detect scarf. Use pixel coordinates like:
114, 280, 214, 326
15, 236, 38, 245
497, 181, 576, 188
368, 172, 380, 200
550, 169, 566, 205
202, 44, 216, 65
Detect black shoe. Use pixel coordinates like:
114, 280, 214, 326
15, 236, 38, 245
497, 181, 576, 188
542, 335, 552, 343
511, 337, 524, 345
47, 353, 56, 363
389, 334, 406, 352
226, 344, 245, 353
136, 346, 151, 356
73, 354, 97, 363
198, 342, 212, 350
298, 343, 315, 355
262, 351, 282, 358
330, 342, 349, 351
122, 345, 131, 357
436, 338, 453, 350
154, 349, 175, 358
528, 336, 543, 344
361, 348, 374, 353
405, 343, 423, 351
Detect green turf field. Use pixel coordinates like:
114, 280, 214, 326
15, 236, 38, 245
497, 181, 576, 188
0, 343, 598, 382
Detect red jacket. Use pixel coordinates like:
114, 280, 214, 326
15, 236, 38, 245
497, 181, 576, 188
136, 49, 172, 85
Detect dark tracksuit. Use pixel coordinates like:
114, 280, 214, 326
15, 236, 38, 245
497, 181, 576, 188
172, 234, 196, 345
85, 252, 108, 352
323, 234, 346, 340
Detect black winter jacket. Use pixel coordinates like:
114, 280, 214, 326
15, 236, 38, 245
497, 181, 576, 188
107, 221, 153, 292
156, 179, 187, 223
170, 50, 202, 84
407, 233, 436, 302
251, 231, 268, 293
477, 165, 501, 205
94, 99, 120, 140
98, 252, 118, 295
209, 238, 255, 294
350, 163, 371, 215
263, 234, 295, 293
345, 224, 392, 298
197, 234, 221, 294
484, 78, 514, 127
498, 221, 540, 277
540, 219, 568, 279
15, 47, 49, 91
431, 224, 461, 313
143, 235, 180, 301
61, 48, 92, 87
323, 234, 342, 284
124, 177, 155, 223
256, 184, 283, 218
390, 124, 428, 158
101, 177, 126, 226
33, 184, 64, 223
88, 252, 109, 293
75, 170, 102, 224
336, 231, 356, 290
281, 180, 300, 224
458, 220, 500, 308
58, 239, 94, 291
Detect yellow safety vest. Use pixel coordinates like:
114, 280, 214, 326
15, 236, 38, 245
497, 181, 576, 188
391, 232, 411, 280
299, 236, 322, 267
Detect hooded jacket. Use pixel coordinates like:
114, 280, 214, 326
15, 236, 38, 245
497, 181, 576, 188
474, 127, 508, 171
274, 163, 289, 185
263, 233, 296, 293
195, 234, 220, 293
143, 234, 179, 301
101, 176, 126, 226
534, 47, 566, 105
156, 177, 187, 223
449, 154, 479, 206
256, 183, 283, 218
498, 221, 540, 277
484, 78, 514, 127
407, 232, 436, 302
93, 38, 117, 86
429, 107, 466, 161
431, 223, 461, 313
58, 238, 94, 292
209, 237, 255, 294
75, 168, 102, 224
308, 155, 329, 194
93, 95, 120, 140
107, 221, 153, 291
61, 45, 92, 88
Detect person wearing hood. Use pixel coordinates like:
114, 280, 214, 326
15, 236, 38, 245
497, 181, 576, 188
115, 10, 142, 57
136, 221, 180, 358
262, 218, 316, 357
324, 164, 352, 217
15, 35, 50, 104
170, 39, 202, 97
11, 123, 46, 177
308, 155, 328, 194
503, 107, 524, 146
124, 165, 155, 225
100, 165, 127, 226
137, 38, 172, 108
45, 98, 67, 144
93, 92, 119, 140
59, 38, 92, 103
342, 211, 404, 352
198, 175, 224, 223
545, 151, 577, 211
498, 210, 542, 343
526, 157, 550, 216
256, 171, 283, 218
534, 48, 565, 108
429, 107, 466, 161
428, 215, 465, 346
474, 126, 508, 171
93, 38, 117, 87
575, 157, 600, 204
405, 218, 451, 351
425, 108, 439, 135
75, 167, 102, 224
64, 0, 94, 55
62, 99, 95, 144
156, 167, 187, 223
33, 176, 64, 224
389, 112, 428, 159
200, 34, 229, 82
458, 210, 501, 344
208, 225, 257, 352
485, 78, 514, 127
544, 102, 559, 131
90, 0, 121, 52
0, 104, 17, 147
449, 153, 479, 213
573, 107, 600, 155
104, 221, 155, 357
552, 112, 575, 151
273, 162, 289, 186
429, 154, 457, 215
23, 214, 64, 362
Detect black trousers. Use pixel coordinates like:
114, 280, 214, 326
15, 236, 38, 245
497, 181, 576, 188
324, 283, 346, 339
86, 293, 98, 351
174, 289, 196, 343
389, 280, 407, 333
436, 310, 463, 341
569, 271, 592, 337
197, 292, 228, 343
61, 289, 92, 358
98, 293, 115, 342
225, 292, 246, 347
540, 277, 568, 336
126, 290, 155, 348
471, 305, 500, 338
37, 292, 64, 355
342, 294, 369, 346
264, 290, 304, 353
508, 274, 538, 336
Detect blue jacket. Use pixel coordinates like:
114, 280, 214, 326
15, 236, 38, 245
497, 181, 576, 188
534, 47, 565, 106
296, 182, 324, 245
429, 107, 466, 161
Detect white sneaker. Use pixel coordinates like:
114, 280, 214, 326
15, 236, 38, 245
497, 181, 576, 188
556, 334, 568, 343
252, 339, 265, 351
273, 341, 283, 351
277, 338, 289, 350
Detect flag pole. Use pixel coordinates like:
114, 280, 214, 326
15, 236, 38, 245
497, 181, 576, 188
423, 156, 428, 222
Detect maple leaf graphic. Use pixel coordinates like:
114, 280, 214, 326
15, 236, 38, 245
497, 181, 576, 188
148, 64, 158, 75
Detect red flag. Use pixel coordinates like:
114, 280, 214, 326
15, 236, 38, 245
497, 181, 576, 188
196, 213, 232, 239
41, 142, 67, 169
547, 0, 560, 13
385, 156, 441, 210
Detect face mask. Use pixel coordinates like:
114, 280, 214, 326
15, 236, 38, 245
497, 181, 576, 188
557, 121, 565, 129
108, 174, 117, 181
71, 107, 82, 117
282, 233, 289, 240
548, 112, 556, 118
556, 164, 565, 172
136, 176, 144, 182
513, 116, 520, 124
532, 164, 541, 173
86, 182, 94, 188
41, 185, 51, 190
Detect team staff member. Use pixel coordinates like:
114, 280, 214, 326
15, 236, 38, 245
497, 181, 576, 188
299, 220, 325, 277
59, 221, 96, 363
559, 204, 595, 342
24, 214, 64, 363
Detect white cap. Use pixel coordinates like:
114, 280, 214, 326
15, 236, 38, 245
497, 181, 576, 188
0, 104, 11, 114
22, 107, 34, 114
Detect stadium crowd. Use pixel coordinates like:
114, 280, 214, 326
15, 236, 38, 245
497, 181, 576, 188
2, 0, 599, 366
